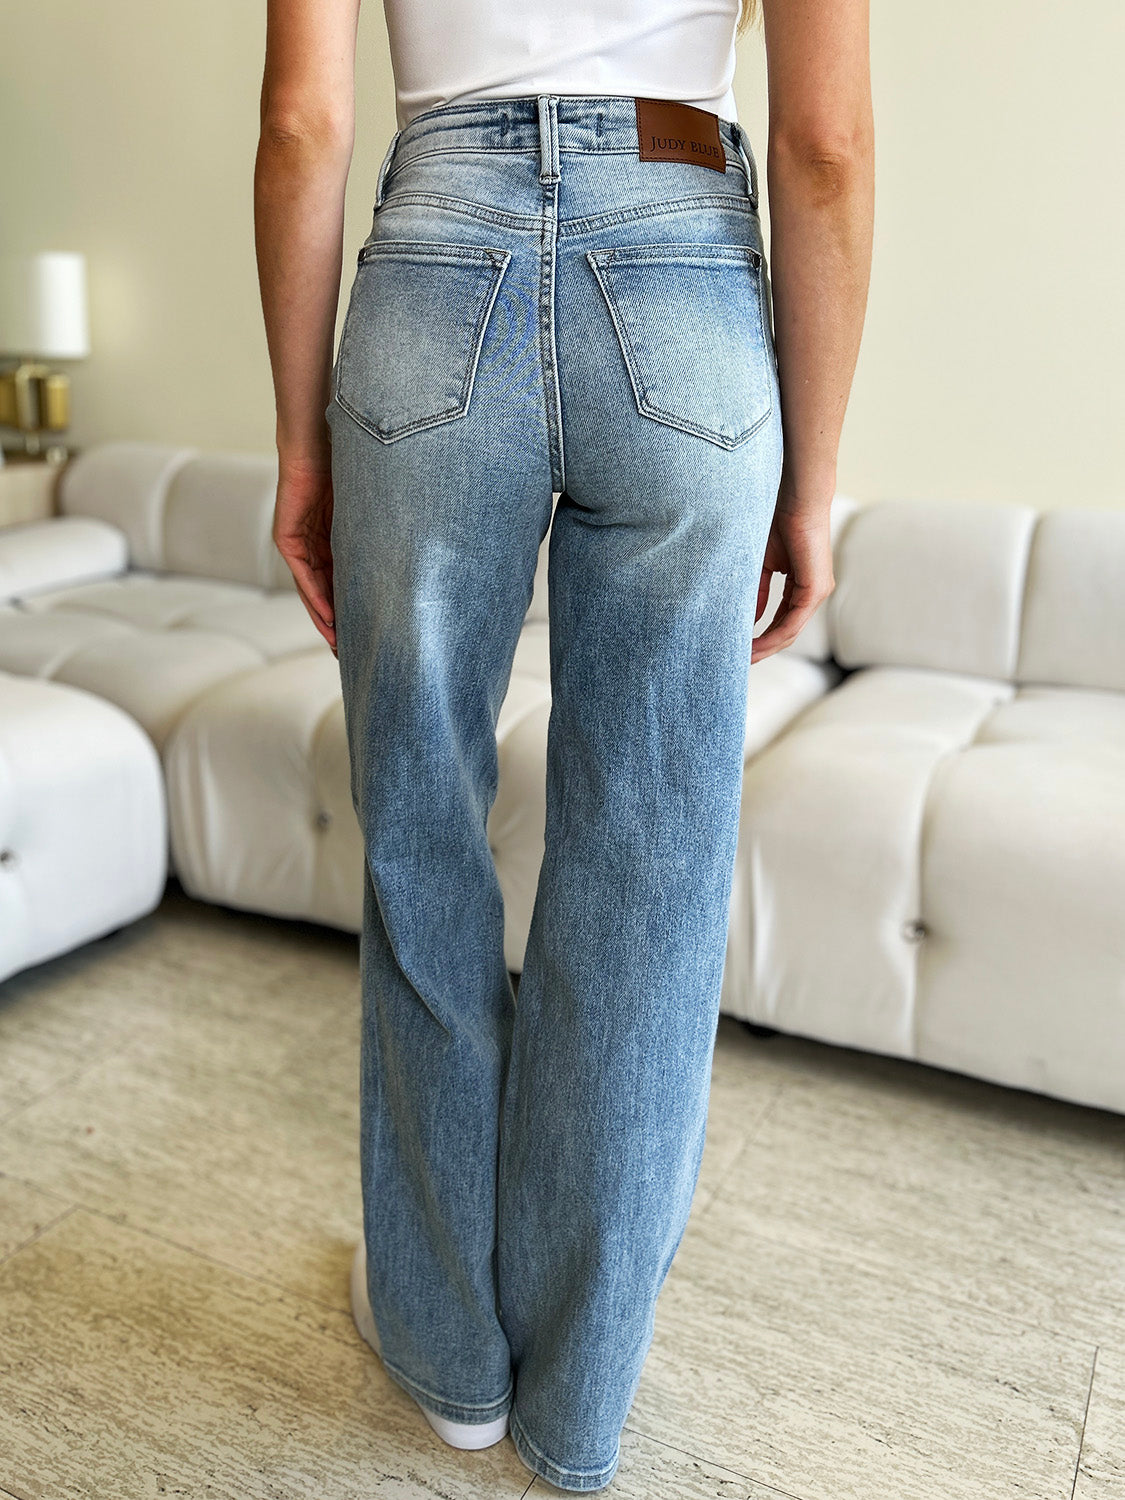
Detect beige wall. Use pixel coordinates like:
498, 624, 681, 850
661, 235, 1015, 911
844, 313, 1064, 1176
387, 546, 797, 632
3, 2, 1122, 507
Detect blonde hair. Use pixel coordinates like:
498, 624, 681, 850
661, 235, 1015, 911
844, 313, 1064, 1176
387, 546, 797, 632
736, 0, 761, 36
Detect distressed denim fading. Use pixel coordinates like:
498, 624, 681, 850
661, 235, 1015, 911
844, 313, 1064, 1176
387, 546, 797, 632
325, 92, 783, 1492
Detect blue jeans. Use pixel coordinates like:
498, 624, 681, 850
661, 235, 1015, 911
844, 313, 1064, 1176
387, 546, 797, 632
326, 93, 783, 1491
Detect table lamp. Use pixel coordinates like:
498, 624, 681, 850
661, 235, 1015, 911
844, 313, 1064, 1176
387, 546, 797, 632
0, 251, 90, 462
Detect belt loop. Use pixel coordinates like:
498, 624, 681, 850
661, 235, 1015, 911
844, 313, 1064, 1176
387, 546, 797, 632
537, 94, 560, 184
374, 127, 402, 208
730, 119, 759, 207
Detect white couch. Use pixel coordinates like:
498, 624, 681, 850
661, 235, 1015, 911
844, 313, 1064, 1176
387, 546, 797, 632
0, 441, 1121, 1115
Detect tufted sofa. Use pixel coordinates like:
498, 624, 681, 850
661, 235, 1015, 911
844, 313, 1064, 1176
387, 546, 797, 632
0, 441, 1121, 1116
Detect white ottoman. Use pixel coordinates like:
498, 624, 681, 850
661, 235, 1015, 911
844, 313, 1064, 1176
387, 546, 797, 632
0, 669, 168, 984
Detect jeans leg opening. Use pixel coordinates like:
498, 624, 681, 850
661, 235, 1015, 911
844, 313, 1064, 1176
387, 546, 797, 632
381, 1356, 515, 1426
509, 1407, 621, 1492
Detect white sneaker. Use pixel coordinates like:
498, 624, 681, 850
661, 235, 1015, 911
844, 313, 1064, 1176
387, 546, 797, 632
349, 1239, 510, 1450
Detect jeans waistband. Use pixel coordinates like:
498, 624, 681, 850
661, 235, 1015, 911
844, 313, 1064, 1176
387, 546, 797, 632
374, 93, 759, 207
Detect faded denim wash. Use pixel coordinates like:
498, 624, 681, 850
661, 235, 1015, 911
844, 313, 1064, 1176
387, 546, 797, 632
325, 92, 783, 1491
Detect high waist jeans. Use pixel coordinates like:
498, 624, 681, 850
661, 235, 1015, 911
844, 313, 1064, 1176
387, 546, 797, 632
325, 93, 783, 1491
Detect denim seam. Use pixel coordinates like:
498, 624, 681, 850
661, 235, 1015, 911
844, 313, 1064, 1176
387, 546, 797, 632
558, 191, 756, 238
510, 1408, 620, 1489
592, 243, 762, 266
390, 145, 561, 171
380, 1354, 514, 1423
372, 192, 545, 232
391, 144, 743, 165
538, 181, 566, 493
729, 119, 760, 205
374, 129, 402, 210
369, 190, 756, 238
357, 240, 510, 267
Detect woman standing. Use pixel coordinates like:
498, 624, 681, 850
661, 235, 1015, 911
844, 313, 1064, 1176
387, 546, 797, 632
255, 0, 873, 1489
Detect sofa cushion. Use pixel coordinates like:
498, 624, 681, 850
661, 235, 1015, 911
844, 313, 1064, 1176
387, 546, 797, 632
38, 630, 267, 753
0, 572, 325, 750
57, 440, 198, 570
15, 571, 317, 654
724, 663, 1014, 1050
1017, 507, 1125, 693
917, 681, 1125, 1111
742, 652, 845, 758
15, 570, 282, 628
58, 440, 296, 593
163, 650, 354, 929
0, 603, 134, 678
524, 523, 551, 625
828, 498, 1038, 680
722, 663, 1125, 1113
508, 617, 550, 685
0, 516, 129, 603
163, 451, 295, 592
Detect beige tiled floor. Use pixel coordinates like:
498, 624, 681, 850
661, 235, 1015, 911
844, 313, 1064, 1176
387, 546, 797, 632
1, 881, 1122, 1499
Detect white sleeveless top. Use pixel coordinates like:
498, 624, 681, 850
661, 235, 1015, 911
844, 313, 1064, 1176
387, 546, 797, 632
381, 0, 741, 130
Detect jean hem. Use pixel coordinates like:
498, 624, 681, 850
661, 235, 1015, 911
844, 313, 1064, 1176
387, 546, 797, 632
380, 1357, 514, 1425
510, 1408, 621, 1492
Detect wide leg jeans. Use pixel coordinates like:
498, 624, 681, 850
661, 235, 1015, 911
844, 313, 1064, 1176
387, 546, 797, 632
326, 92, 784, 1492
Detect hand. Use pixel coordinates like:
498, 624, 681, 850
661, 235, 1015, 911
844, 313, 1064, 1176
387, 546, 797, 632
272, 453, 338, 658
751, 485, 836, 664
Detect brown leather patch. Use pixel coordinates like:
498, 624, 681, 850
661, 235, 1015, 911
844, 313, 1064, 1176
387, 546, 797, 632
635, 97, 726, 174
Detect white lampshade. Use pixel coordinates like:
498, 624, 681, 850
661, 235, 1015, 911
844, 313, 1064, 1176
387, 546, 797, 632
0, 251, 90, 359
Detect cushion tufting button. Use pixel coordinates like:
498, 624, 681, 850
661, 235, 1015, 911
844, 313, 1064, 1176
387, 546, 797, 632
902, 918, 928, 942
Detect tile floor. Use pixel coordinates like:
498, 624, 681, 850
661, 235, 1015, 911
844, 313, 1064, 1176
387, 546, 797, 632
1, 880, 1122, 1499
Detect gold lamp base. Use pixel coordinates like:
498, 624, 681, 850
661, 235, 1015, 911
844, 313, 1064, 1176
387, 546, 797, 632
0, 360, 75, 462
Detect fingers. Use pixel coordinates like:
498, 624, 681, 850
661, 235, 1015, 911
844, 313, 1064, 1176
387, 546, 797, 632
276, 544, 335, 634
271, 476, 337, 655
750, 580, 832, 663
288, 570, 338, 657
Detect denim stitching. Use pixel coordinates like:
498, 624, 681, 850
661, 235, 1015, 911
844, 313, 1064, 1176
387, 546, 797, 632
372, 193, 547, 232
371, 189, 757, 237
381, 1353, 514, 1420
335, 248, 511, 443
559, 190, 756, 238
510, 1408, 620, 1487
587, 245, 771, 449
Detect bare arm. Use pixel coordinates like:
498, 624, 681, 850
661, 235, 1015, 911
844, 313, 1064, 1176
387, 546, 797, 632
750, 0, 875, 661
254, 0, 361, 651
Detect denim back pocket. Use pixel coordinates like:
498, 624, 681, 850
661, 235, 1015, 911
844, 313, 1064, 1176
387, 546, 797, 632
586, 242, 772, 450
334, 240, 511, 443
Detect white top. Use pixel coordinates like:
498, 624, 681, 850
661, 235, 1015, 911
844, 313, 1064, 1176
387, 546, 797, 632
381, 0, 741, 130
